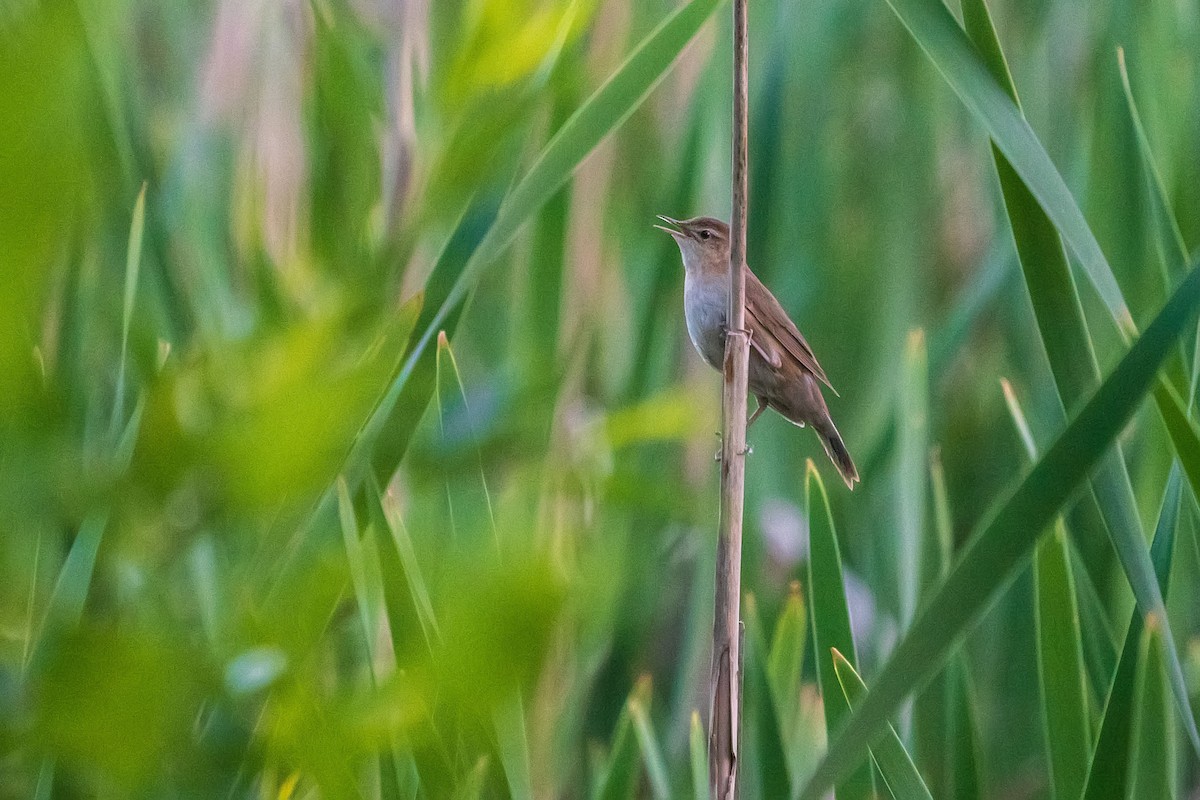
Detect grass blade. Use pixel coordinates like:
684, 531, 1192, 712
493, 691, 533, 800
896, 329, 928, 628
690, 711, 709, 800
912, 450, 952, 797
799, 260, 1200, 800
363, 204, 481, 485
805, 462, 874, 800
1127, 623, 1176, 800
1116, 49, 1189, 281
1002, 379, 1092, 800
1116, 41, 1200, 610
431, 330, 530, 799
112, 181, 145, 434
338, 477, 412, 796
1118, 47, 1200, 411
434, 330, 498, 548
38, 513, 106, 636
1068, 542, 1119, 706
375, 478, 441, 649
452, 758, 490, 800
743, 594, 791, 799
1032, 529, 1093, 800
1082, 466, 1182, 799
945, 660, 983, 799
831, 649, 933, 800
1154, 374, 1200, 500
34, 398, 144, 655
767, 581, 807, 738
596, 678, 653, 800
337, 477, 384, 672
629, 699, 671, 800
927, 448, 952, 589
32, 762, 53, 800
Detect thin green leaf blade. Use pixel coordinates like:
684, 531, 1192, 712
337, 477, 380, 661
805, 462, 874, 800
493, 691, 533, 800
432, 330, 531, 799
1127, 623, 1176, 800
767, 581, 807, 737
743, 594, 791, 799
596, 678, 652, 800
1116, 48, 1189, 279
375, 478, 441, 649
946, 660, 983, 799
1083, 466, 1182, 800
434, 329, 498, 548
896, 329, 928, 628
1002, 379, 1092, 800
34, 399, 144, 659
112, 181, 146, 431
363, 206, 478, 484
38, 513, 106, 636
1033, 529, 1093, 800
629, 699, 671, 800
912, 449, 966, 798
1153, 380, 1200, 501
690, 711, 709, 800
452, 758, 490, 800
831, 649, 933, 800
1119, 45, 1200, 408
1068, 541, 1119, 707
928, 448, 953, 586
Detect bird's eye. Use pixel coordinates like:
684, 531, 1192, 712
699, 230, 711, 240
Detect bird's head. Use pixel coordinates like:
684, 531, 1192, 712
654, 215, 730, 277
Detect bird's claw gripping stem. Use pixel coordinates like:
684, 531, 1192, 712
714, 442, 753, 462
721, 325, 753, 342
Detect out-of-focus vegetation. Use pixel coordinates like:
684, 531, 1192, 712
3, 0, 1200, 797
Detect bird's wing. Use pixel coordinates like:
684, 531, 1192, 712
744, 267, 835, 392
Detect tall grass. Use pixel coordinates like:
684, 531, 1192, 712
2, 0, 1199, 797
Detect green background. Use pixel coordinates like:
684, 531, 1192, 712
2, 0, 1199, 796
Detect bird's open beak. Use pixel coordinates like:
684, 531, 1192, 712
653, 214, 686, 239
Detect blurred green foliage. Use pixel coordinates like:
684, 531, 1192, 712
2, 0, 1200, 797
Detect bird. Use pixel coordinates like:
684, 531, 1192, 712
655, 214, 858, 488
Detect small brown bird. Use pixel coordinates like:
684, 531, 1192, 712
656, 215, 858, 488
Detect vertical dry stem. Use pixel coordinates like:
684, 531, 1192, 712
708, 0, 750, 797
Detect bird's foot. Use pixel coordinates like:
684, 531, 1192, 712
721, 325, 753, 342
713, 442, 754, 462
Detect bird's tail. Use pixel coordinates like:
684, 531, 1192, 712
816, 421, 859, 490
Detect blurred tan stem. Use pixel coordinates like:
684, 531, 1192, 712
708, 0, 750, 797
